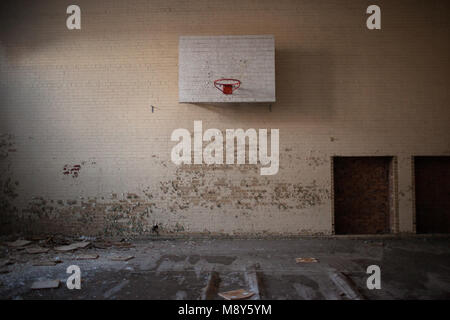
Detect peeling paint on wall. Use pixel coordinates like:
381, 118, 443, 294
0, 159, 331, 237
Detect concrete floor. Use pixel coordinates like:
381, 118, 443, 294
0, 237, 449, 300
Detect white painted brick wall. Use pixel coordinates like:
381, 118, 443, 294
179, 35, 275, 103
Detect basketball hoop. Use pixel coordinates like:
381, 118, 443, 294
214, 78, 241, 95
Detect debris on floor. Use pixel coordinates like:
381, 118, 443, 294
31, 280, 60, 290
218, 289, 255, 300
103, 280, 130, 299
6, 240, 32, 248
54, 241, 90, 252
25, 247, 49, 254
33, 258, 63, 266
201, 271, 221, 300
296, 257, 319, 263
79, 236, 97, 242
329, 272, 365, 300
93, 242, 112, 249
0, 259, 14, 267
40, 235, 70, 247
76, 254, 99, 260
0, 238, 448, 300
110, 255, 134, 261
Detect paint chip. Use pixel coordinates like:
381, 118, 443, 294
110, 255, 134, 261
54, 241, 90, 252
26, 247, 49, 254
295, 257, 319, 263
6, 240, 32, 247
76, 254, 99, 260
31, 280, 60, 290
218, 289, 254, 300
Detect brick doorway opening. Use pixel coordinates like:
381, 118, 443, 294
414, 156, 450, 234
333, 157, 396, 235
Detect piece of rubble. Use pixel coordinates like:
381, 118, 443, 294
201, 271, 220, 300
6, 239, 32, 248
54, 241, 90, 252
94, 242, 112, 249
218, 289, 255, 300
25, 247, 49, 254
295, 257, 319, 263
76, 254, 99, 260
79, 236, 96, 241
45, 235, 74, 247
110, 255, 134, 261
330, 272, 365, 300
31, 280, 60, 290
33, 258, 63, 266
0, 259, 14, 267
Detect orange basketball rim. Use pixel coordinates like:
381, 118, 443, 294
214, 78, 241, 95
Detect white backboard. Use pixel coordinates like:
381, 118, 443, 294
179, 35, 276, 103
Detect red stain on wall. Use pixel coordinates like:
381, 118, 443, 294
63, 164, 82, 178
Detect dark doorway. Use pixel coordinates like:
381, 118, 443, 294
414, 156, 450, 233
333, 157, 394, 234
